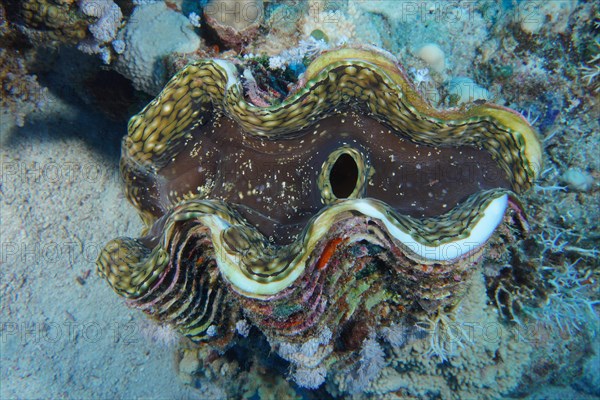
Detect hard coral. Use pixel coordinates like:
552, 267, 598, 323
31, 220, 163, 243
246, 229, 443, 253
298, 1, 354, 45
19, 0, 88, 43
114, 1, 202, 94
77, 0, 123, 64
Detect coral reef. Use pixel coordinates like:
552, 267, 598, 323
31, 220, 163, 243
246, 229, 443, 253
4, 0, 597, 398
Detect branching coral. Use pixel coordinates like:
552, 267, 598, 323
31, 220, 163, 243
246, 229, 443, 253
415, 307, 473, 363
380, 323, 409, 348
579, 40, 600, 92
535, 227, 599, 262
580, 64, 600, 87
528, 260, 599, 336
489, 216, 599, 330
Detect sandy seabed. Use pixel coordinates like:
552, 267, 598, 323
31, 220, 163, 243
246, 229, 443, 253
0, 93, 202, 399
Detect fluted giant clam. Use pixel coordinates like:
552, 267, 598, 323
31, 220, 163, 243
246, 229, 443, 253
97, 48, 541, 353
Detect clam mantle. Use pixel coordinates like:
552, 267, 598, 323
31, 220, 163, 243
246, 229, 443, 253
97, 48, 541, 351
